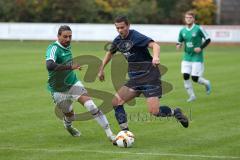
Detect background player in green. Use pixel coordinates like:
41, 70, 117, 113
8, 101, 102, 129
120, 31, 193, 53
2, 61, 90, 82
176, 11, 211, 102
45, 25, 115, 142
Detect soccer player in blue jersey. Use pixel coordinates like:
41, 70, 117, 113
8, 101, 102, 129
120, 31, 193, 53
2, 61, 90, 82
45, 25, 115, 142
176, 11, 211, 102
98, 16, 189, 134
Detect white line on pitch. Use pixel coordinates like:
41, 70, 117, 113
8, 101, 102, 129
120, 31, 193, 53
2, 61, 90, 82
0, 147, 239, 159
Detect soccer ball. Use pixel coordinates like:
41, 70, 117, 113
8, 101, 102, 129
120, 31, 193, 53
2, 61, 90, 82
115, 130, 135, 148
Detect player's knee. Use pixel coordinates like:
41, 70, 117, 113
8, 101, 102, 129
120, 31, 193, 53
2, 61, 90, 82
192, 76, 199, 82
112, 98, 118, 106
64, 110, 74, 116
64, 110, 75, 121
183, 73, 190, 80
112, 97, 124, 106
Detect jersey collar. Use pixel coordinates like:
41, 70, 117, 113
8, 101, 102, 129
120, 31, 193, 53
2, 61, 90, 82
120, 29, 132, 40
55, 41, 71, 50
186, 23, 195, 31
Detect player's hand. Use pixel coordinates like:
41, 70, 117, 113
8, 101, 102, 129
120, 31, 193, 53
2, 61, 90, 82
176, 44, 182, 51
98, 70, 105, 81
194, 47, 202, 53
152, 57, 160, 67
71, 64, 81, 70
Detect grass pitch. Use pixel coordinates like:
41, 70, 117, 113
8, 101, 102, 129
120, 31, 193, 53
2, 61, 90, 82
0, 41, 239, 160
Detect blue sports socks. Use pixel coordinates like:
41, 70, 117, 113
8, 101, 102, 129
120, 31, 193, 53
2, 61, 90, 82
114, 105, 129, 130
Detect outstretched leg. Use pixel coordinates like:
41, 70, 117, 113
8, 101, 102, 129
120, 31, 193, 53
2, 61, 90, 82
192, 62, 211, 95
192, 76, 211, 95
57, 100, 81, 137
146, 97, 189, 128
78, 94, 115, 141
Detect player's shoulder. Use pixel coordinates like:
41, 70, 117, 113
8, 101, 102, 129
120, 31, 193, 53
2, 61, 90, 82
131, 29, 143, 36
131, 29, 150, 41
179, 26, 186, 32
47, 41, 58, 48
195, 24, 207, 33
48, 41, 61, 50
131, 29, 139, 34
194, 24, 201, 29
194, 24, 205, 31
112, 35, 121, 44
46, 42, 60, 54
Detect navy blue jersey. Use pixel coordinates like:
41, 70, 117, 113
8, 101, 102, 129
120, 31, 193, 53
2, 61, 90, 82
110, 29, 159, 82
110, 29, 153, 62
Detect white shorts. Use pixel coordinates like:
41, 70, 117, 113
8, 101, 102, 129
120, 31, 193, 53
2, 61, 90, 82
51, 81, 87, 106
181, 61, 204, 76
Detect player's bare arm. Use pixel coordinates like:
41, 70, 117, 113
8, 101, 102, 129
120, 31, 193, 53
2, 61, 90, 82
98, 51, 113, 81
148, 41, 160, 66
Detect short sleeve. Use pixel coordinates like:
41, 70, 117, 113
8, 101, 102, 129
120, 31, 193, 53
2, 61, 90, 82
178, 29, 184, 43
46, 45, 58, 62
109, 36, 121, 54
133, 30, 153, 47
199, 26, 210, 40
109, 42, 118, 54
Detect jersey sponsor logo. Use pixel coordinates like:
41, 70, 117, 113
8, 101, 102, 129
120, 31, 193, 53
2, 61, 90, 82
183, 33, 186, 37
186, 42, 193, 48
118, 40, 133, 53
123, 51, 135, 58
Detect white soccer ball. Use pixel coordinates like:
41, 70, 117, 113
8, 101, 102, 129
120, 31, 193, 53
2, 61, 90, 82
115, 130, 135, 148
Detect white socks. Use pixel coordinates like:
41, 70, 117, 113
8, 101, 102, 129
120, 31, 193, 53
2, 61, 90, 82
198, 77, 209, 86
184, 80, 195, 98
84, 100, 113, 137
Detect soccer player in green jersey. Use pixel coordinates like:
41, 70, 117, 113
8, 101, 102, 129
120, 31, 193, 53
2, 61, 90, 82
176, 11, 211, 102
45, 25, 115, 142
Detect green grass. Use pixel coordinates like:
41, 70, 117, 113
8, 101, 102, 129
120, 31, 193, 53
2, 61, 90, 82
0, 40, 239, 160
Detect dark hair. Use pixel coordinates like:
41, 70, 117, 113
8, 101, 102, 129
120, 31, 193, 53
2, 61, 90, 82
114, 15, 129, 25
185, 10, 196, 19
58, 25, 71, 35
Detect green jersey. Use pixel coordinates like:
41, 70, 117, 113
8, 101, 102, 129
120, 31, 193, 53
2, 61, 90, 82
178, 24, 209, 62
45, 41, 78, 92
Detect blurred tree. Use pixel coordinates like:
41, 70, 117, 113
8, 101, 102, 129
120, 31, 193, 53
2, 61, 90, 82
0, 0, 98, 22
0, 0, 36, 22
155, 0, 194, 24
174, 0, 194, 24
128, 0, 158, 24
0, 0, 216, 24
192, 0, 216, 24
37, 0, 98, 22
95, 0, 132, 23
